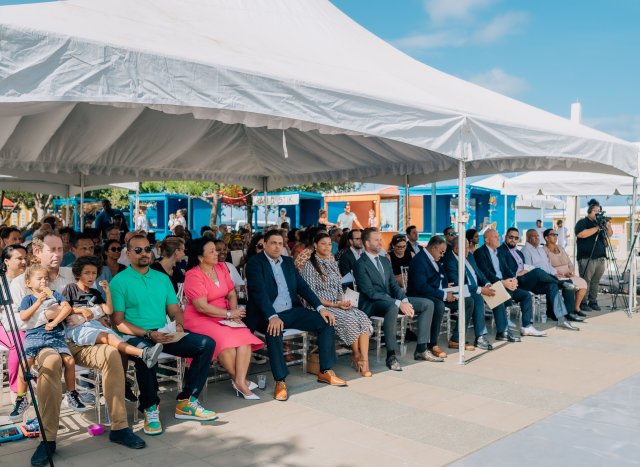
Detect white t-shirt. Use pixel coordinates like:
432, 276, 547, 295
337, 212, 358, 230
557, 226, 568, 248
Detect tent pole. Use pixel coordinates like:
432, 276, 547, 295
404, 175, 410, 231
135, 188, 140, 231
503, 194, 508, 233
79, 174, 85, 232
631, 178, 637, 311
65, 185, 70, 227
457, 159, 467, 365
431, 183, 437, 236
263, 177, 268, 229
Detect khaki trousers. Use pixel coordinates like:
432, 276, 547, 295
35, 344, 128, 440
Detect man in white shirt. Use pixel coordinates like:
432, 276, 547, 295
556, 220, 569, 249
521, 229, 583, 326
336, 203, 363, 230
535, 219, 545, 245
406, 225, 421, 255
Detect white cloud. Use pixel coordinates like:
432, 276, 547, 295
469, 68, 529, 96
392, 31, 466, 51
584, 115, 640, 142
472, 11, 529, 44
424, 0, 497, 23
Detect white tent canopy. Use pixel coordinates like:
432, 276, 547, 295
516, 194, 565, 210
0, 176, 139, 197
0, 0, 638, 191
503, 171, 635, 196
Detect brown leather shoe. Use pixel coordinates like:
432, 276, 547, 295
317, 370, 348, 386
430, 346, 448, 358
448, 340, 476, 351
273, 381, 288, 401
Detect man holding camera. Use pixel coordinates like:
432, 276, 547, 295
575, 200, 612, 311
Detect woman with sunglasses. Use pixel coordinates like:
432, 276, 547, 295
543, 228, 588, 314
246, 233, 265, 262
386, 234, 414, 287
465, 229, 480, 254
150, 236, 186, 293
103, 239, 127, 277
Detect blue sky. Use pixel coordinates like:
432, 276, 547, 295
331, 0, 640, 142
2, 0, 638, 142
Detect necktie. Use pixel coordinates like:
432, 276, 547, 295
465, 264, 477, 288
375, 256, 385, 280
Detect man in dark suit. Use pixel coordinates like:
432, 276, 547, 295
338, 229, 363, 278
407, 236, 459, 357
499, 227, 579, 331
353, 228, 438, 371
444, 237, 521, 344
474, 229, 546, 337
246, 230, 347, 401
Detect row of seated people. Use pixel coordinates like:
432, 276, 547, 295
0, 224, 587, 466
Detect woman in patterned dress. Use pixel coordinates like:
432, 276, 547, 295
300, 232, 373, 377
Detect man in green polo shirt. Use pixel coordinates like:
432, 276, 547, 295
111, 235, 218, 436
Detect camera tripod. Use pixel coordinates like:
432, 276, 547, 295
616, 220, 640, 314
583, 224, 631, 317
0, 269, 54, 466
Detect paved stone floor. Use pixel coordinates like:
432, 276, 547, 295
2, 298, 639, 466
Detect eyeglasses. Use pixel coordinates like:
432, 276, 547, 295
446, 232, 457, 236
109, 246, 122, 252
507, 235, 519, 240
131, 246, 153, 254
256, 243, 264, 250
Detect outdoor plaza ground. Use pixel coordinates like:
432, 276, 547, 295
2, 295, 640, 466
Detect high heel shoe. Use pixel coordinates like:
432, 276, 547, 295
231, 380, 260, 400
357, 359, 373, 377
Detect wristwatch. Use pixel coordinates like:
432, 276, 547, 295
144, 330, 153, 340
226, 311, 232, 319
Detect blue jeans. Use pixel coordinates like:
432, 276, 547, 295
128, 332, 215, 411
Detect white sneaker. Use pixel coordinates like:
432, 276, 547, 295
520, 325, 547, 337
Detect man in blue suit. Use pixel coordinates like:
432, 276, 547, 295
353, 228, 438, 371
246, 230, 347, 402
443, 238, 505, 350
474, 229, 546, 337
407, 235, 457, 358
499, 227, 579, 331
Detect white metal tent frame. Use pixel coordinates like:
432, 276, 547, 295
1, 0, 638, 363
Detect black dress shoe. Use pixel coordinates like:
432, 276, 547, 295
496, 331, 521, 342
31, 441, 56, 467
109, 427, 146, 449
576, 310, 587, 317
567, 313, 585, 322
579, 302, 591, 312
589, 302, 602, 311
546, 313, 558, 322
386, 355, 402, 371
474, 335, 493, 350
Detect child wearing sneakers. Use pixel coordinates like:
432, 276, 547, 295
62, 256, 163, 369
18, 265, 86, 412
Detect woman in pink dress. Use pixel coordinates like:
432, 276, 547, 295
184, 238, 263, 400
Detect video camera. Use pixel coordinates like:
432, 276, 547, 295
595, 210, 611, 227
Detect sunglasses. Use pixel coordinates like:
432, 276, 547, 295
131, 246, 153, 254
256, 243, 264, 250
109, 246, 122, 252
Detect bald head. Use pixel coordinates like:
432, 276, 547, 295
526, 229, 540, 247
484, 229, 500, 249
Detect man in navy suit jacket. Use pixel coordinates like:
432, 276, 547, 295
499, 227, 579, 331
353, 228, 437, 371
246, 230, 346, 401
407, 235, 457, 357
474, 229, 545, 337
443, 239, 520, 345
